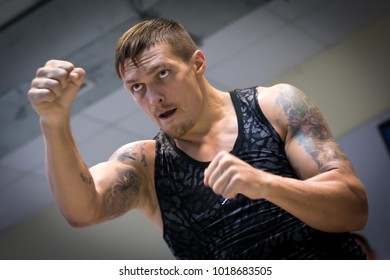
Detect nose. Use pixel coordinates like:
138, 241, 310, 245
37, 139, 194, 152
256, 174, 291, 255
146, 88, 165, 106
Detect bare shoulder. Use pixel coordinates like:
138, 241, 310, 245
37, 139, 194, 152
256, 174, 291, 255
256, 83, 305, 111
109, 140, 156, 168
256, 83, 303, 141
258, 83, 329, 145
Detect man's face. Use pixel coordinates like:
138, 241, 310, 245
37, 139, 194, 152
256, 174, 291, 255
121, 44, 204, 139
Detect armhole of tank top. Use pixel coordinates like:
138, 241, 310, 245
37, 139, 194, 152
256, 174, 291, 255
253, 87, 285, 145
152, 136, 169, 239
153, 136, 160, 188
229, 90, 245, 155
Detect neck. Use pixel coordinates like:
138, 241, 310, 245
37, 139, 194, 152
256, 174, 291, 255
173, 83, 237, 160
182, 84, 228, 141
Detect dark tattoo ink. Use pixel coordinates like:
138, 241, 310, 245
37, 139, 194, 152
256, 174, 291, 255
103, 167, 140, 218
276, 91, 331, 141
110, 143, 148, 167
79, 162, 93, 185
117, 152, 136, 162
80, 172, 93, 185
276, 88, 353, 173
140, 144, 148, 167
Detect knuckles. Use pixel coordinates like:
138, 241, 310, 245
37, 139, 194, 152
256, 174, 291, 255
35, 59, 75, 81
27, 88, 53, 104
216, 151, 234, 167
45, 59, 74, 69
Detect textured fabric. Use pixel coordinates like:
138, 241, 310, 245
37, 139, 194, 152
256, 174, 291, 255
154, 86, 365, 259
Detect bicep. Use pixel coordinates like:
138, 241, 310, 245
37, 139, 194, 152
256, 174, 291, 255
89, 141, 154, 221
266, 84, 355, 179
90, 162, 143, 220
285, 133, 353, 180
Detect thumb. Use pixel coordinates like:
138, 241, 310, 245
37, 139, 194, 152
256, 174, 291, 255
69, 67, 86, 87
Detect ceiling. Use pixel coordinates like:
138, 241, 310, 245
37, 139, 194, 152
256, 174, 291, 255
0, 0, 389, 232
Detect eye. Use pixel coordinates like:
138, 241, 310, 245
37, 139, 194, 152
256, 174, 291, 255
158, 69, 169, 79
132, 83, 144, 93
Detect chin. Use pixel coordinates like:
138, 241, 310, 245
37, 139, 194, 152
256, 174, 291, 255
163, 120, 194, 139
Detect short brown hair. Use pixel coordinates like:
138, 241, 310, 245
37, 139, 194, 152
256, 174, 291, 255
115, 18, 197, 78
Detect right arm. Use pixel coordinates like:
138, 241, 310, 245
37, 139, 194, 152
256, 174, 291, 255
28, 60, 153, 227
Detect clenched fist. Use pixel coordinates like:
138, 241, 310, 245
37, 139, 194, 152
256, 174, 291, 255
204, 150, 270, 201
28, 60, 85, 127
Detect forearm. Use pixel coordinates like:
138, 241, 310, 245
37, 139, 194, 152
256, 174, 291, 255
264, 169, 368, 233
41, 119, 99, 226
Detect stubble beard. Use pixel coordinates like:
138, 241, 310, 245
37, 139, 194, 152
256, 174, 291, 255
164, 118, 195, 140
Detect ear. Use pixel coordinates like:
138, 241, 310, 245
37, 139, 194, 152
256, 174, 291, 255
192, 50, 206, 75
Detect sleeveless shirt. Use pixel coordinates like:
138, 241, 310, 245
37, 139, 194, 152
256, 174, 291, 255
153, 86, 365, 259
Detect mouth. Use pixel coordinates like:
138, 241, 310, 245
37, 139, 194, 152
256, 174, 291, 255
158, 108, 177, 119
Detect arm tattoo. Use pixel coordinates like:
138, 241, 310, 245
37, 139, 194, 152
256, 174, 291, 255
103, 167, 140, 218
80, 162, 93, 185
276, 88, 353, 172
116, 153, 136, 162
80, 172, 93, 185
110, 143, 148, 167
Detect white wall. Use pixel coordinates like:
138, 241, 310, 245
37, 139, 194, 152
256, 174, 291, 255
339, 111, 390, 259
269, 15, 390, 139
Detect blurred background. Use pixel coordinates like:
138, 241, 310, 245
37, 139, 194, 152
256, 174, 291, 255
0, 0, 389, 259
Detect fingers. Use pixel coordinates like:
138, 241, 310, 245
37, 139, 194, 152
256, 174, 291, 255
204, 151, 236, 198
27, 87, 57, 104
35, 60, 75, 87
43, 60, 86, 86
28, 60, 85, 105
30, 74, 63, 97
45, 59, 75, 72
204, 151, 223, 186
69, 67, 86, 87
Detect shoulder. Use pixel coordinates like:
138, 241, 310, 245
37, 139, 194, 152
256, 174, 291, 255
256, 83, 304, 104
256, 83, 305, 141
109, 140, 156, 167
107, 139, 157, 196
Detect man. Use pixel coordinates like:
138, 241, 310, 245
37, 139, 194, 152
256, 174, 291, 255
351, 233, 377, 260
28, 18, 368, 259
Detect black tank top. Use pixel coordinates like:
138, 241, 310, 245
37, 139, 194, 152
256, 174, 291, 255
154, 87, 364, 259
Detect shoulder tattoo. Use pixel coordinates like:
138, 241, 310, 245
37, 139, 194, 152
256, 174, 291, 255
275, 87, 354, 173
109, 142, 149, 167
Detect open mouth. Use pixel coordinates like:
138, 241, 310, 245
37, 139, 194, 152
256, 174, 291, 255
159, 108, 177, 119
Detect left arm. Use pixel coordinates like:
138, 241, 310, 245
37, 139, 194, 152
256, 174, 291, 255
204, 84, 368, 233
267, 84, 368, 232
